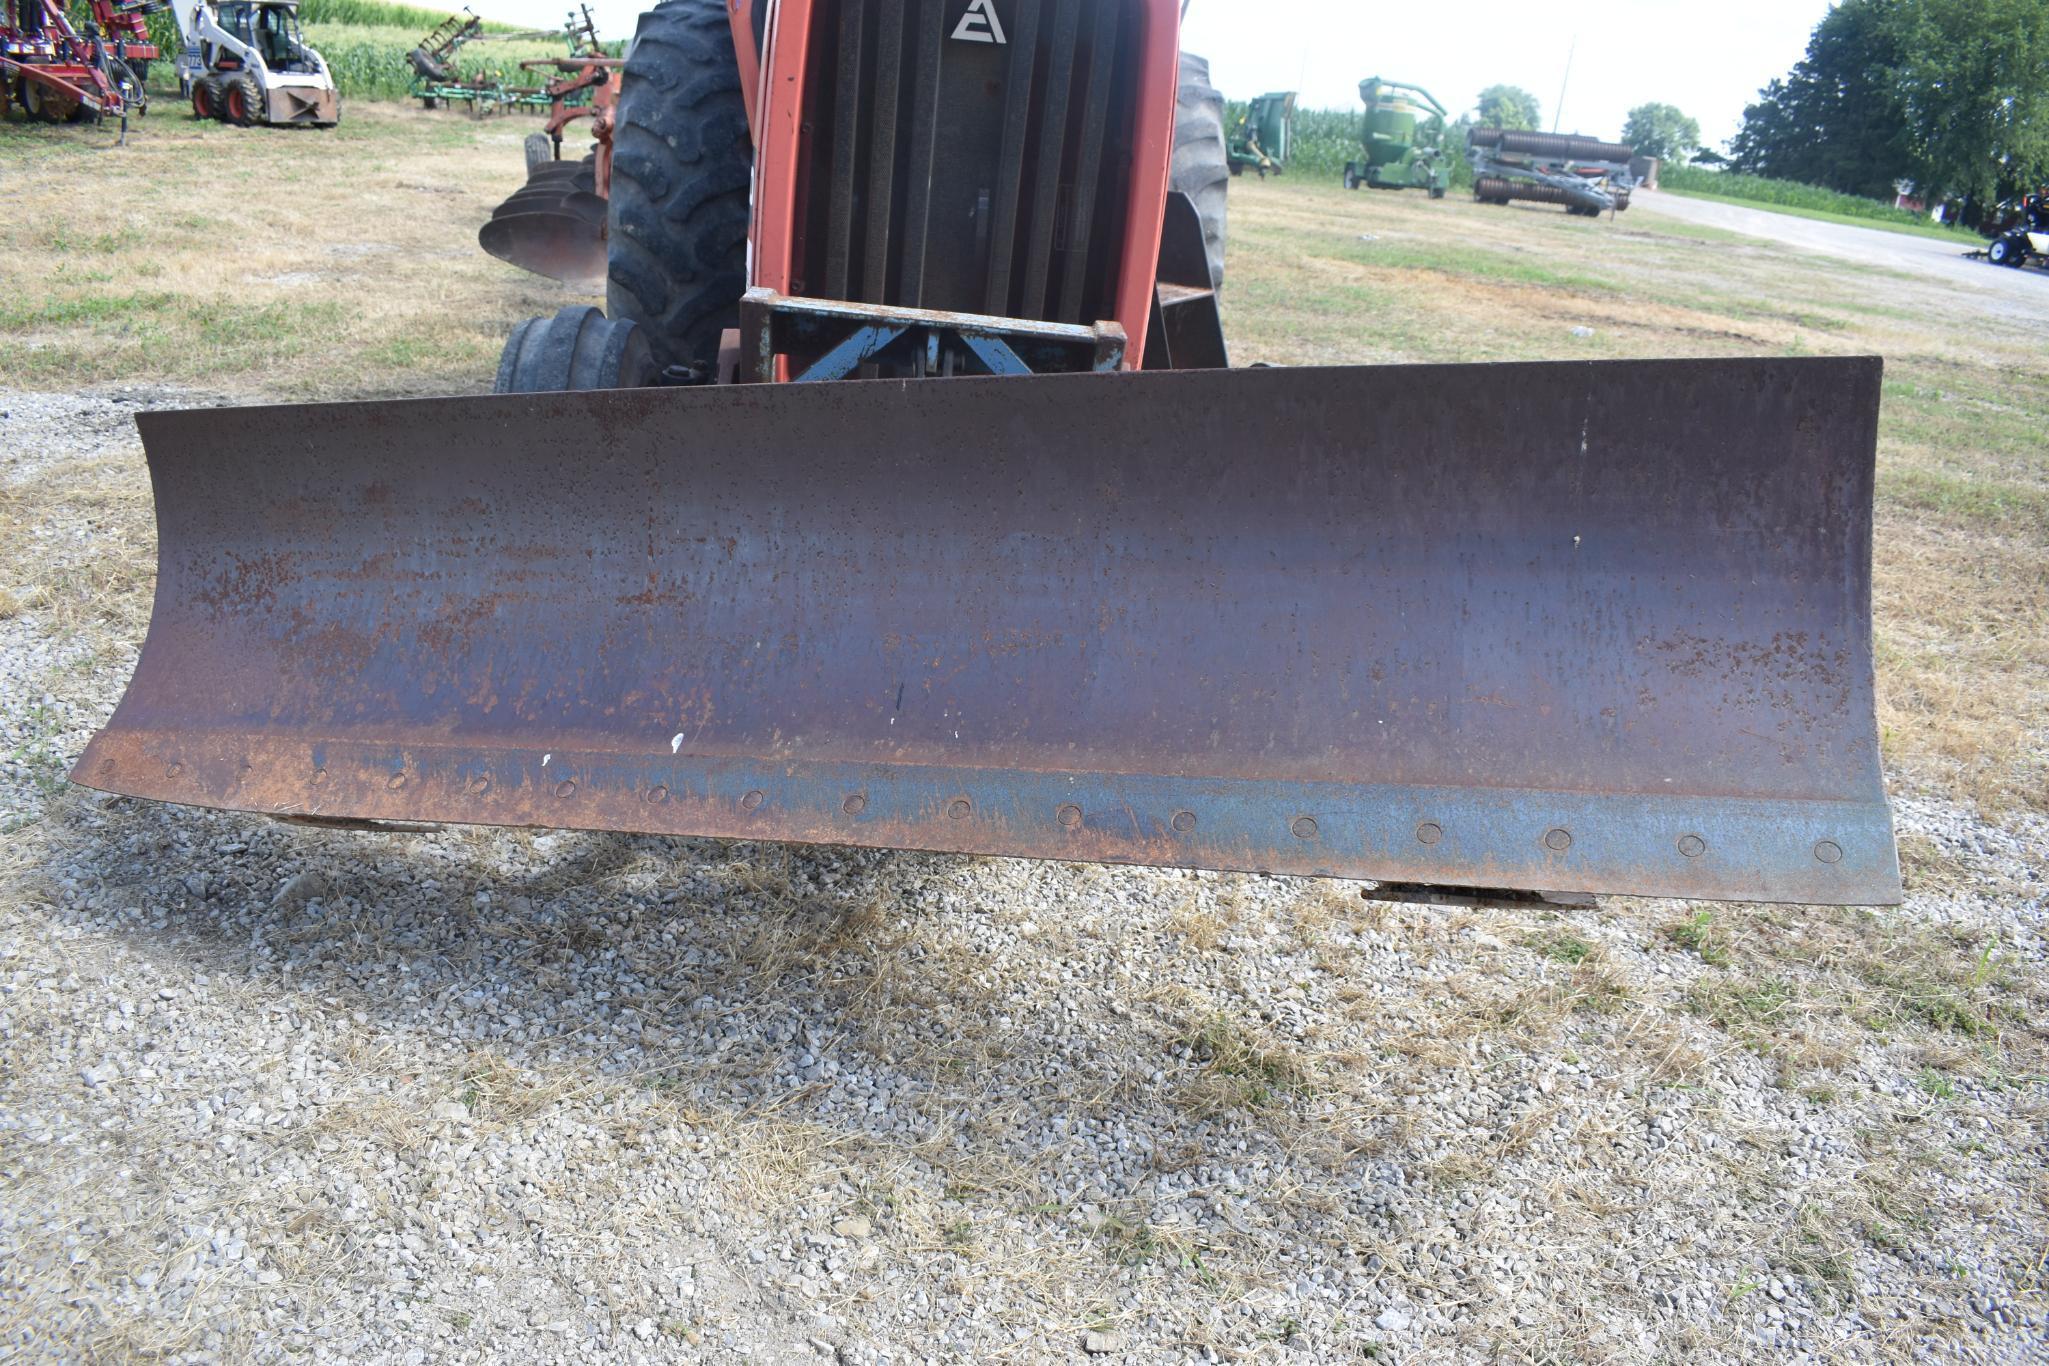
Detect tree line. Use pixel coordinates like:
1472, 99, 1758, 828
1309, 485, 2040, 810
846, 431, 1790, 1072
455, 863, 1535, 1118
1729, 0, 2049, 210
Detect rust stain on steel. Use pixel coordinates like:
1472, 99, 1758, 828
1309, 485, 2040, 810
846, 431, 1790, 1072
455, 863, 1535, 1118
73, 358, 1901, 904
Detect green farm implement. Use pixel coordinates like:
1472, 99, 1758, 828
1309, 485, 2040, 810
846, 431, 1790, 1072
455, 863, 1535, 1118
1343, 77, 1449, 197
1228, 90, 1295, 177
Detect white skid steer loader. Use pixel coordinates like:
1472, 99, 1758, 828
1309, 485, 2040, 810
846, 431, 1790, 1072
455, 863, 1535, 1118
172, 0, 336, 126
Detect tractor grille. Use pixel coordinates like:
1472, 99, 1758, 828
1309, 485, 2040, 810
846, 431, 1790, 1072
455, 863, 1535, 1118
795, 0, 1139, 324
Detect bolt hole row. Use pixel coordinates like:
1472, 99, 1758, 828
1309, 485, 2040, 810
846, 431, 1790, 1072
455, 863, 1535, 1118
224, 761, 1827, 867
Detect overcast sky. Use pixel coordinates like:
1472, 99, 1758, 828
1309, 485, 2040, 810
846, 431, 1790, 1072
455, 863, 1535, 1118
470, 0, 1832, 150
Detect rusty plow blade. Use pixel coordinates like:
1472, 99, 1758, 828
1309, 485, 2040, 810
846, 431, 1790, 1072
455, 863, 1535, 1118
74, 358, 1900, 905
478, 160, 607, 283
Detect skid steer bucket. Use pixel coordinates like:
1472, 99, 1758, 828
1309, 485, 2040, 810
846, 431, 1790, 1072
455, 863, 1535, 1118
74, 357, 1899, 905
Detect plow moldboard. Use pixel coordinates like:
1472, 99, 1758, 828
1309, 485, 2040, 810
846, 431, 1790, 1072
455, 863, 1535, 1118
75, 358, 1900, 904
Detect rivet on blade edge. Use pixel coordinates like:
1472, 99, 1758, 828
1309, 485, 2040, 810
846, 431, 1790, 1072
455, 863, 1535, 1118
309, 768, 327, 786
97, 758, 115, 775
166, 762, 183, 778
646, 785, 669, 804
1814, 840, 1843, 864
466, 775, 491, 795
1292, 816, 1318, 840
554, 780, 576, 799
1416, 821, 1443, 845
1056, 804, 1082, 829
386, 773, 407, 791
1171, 810, 1197, 833
843, 794, 867, 816
1544, 828, 1573, 852
947, 798, 972, 821
1678, 834, 1706, 858
741, 790, 765, 812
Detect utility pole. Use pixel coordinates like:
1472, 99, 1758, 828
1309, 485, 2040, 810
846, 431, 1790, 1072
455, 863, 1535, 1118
1551, 34, 1575, 133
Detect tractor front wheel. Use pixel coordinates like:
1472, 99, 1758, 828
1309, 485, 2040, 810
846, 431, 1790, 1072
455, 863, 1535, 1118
190, 78, 213, 119
605, 0, 754, 374
495, 306, 657, 392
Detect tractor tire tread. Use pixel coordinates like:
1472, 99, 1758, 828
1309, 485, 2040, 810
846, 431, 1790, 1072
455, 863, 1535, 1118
604, 0, 753, 372
495, 305, 656, 392
230, 72, 262, 125
1171, 53, 1229, 290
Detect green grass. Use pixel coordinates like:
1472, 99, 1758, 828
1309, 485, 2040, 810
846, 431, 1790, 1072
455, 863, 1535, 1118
1658, 164, 1980, 244
1666, 911, 1732, 968
0, 292, 353, 383
1528, 932, 1594, 966
1174, 1010, 1311, 1109
1334, 235, 1616, 293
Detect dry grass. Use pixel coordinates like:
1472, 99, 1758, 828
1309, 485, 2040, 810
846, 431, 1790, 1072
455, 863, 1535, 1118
0, 103, 595, 400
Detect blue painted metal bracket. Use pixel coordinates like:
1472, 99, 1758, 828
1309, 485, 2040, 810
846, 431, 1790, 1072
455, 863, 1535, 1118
739, 287, 1126, 382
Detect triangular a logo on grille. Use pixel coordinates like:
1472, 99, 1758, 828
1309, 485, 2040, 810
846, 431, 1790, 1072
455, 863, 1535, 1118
951, 0, 1006, 44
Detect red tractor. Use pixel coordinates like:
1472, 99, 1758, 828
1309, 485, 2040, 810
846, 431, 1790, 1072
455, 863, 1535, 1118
77, 0, 1902, 910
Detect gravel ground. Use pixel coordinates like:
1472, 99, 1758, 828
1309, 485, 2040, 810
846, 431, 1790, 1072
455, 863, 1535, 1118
3, 388, 2046, 1362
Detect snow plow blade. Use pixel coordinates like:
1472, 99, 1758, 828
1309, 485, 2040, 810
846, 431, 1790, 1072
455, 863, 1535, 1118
74, 357, 1899, 905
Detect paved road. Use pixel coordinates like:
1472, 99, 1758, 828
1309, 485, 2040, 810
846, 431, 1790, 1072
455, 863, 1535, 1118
1631, 190, 2049, 327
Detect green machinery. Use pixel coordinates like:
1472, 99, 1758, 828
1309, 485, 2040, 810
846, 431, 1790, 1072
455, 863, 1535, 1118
1343, 77, 1450, 197
1228, 90, 1296, 177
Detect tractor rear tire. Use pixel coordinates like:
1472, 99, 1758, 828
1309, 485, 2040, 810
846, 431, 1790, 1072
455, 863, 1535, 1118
225, 72, 261, 126
495, 306, 657, 393
1172, 53, 1229, 290
604, 0, 753, 374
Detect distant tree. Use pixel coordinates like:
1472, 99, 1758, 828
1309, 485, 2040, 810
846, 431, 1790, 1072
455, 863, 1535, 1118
1621, 103, 1700, 162
1691, 147, 1728, 167
1727, 0, 1910, 199
1475, 84, 1540, 131
1727, 0, 2049, 203
1888, 0, 2049, 204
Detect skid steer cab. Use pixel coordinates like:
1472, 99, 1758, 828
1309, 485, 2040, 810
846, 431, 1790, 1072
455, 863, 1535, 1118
76, 0, 1903, 911
172, 0, 337, 126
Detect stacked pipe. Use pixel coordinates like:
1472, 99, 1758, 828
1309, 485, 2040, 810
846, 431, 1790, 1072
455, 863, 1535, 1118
1466, 126, 1636, 216
1468, 128, 1636, 163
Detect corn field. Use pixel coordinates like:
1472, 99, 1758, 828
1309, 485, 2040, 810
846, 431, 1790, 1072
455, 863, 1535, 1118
296, 0, 512, 28
309, 25, 592, 101
1226, 100, 1478, 188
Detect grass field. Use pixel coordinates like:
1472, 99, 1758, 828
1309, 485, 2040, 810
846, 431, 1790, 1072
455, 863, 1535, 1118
2, 102, 2043, 822
2, 102, 2046, 1360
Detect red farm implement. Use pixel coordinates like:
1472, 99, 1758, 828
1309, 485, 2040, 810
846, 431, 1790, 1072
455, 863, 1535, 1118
2, 0, 160, 124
